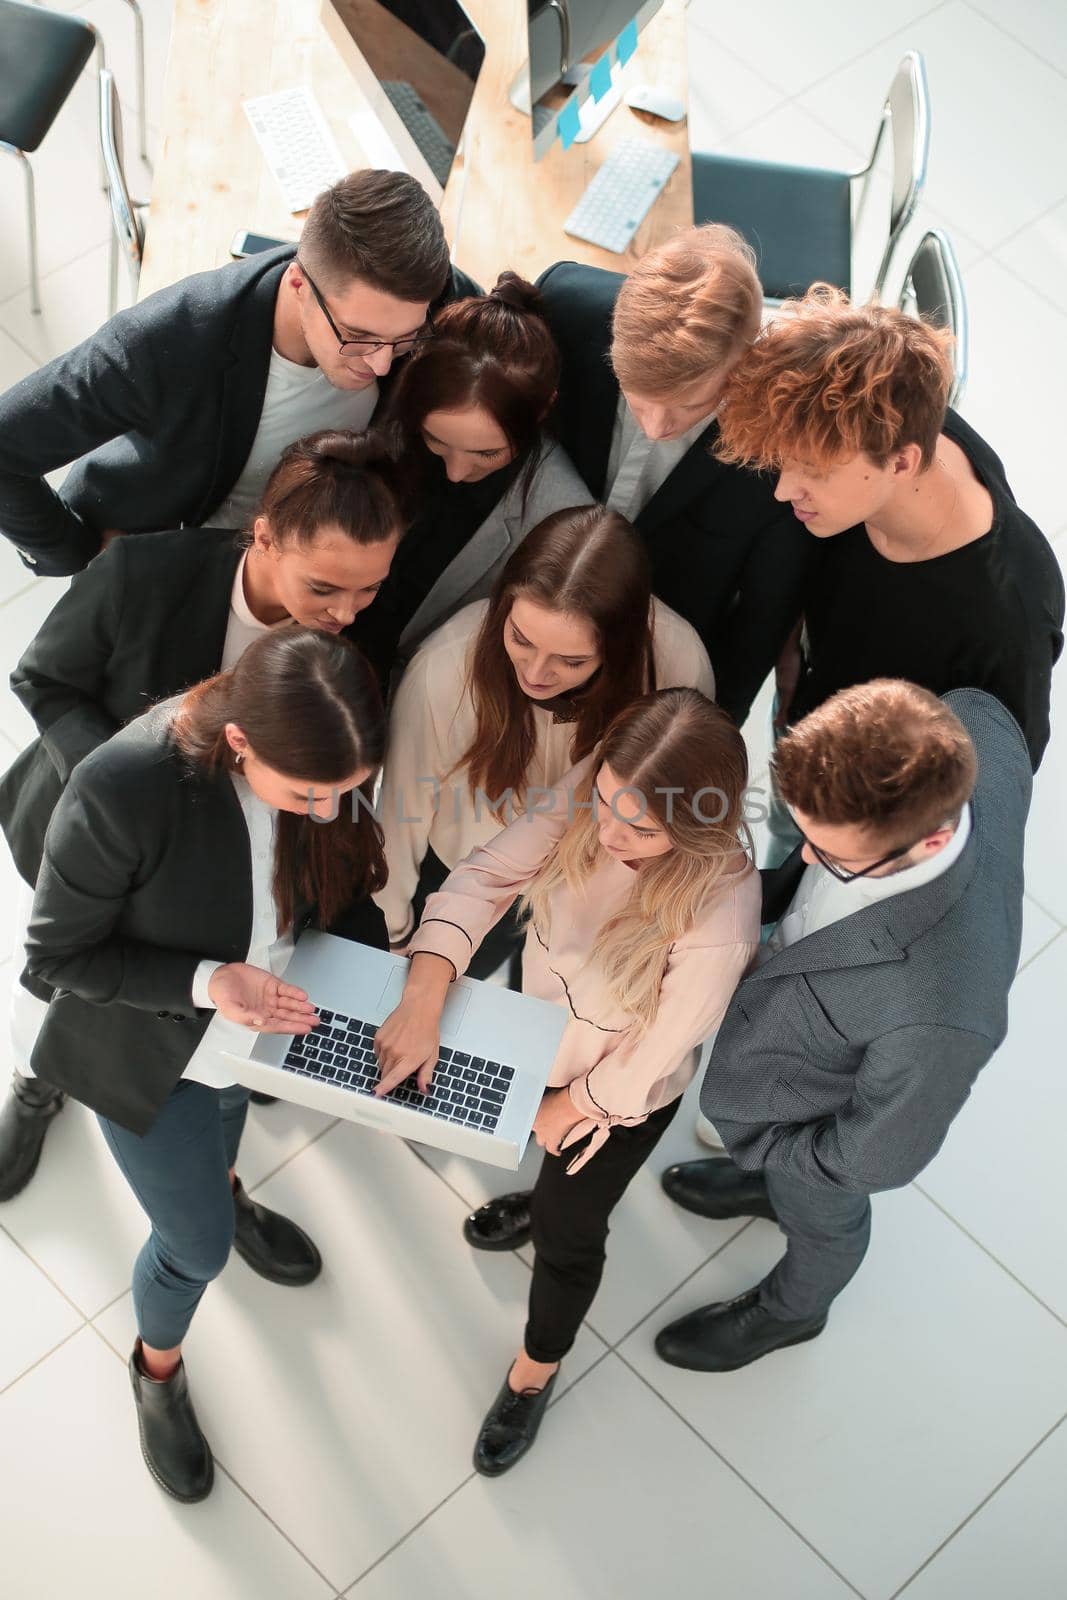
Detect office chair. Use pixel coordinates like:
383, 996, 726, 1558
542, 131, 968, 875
692, 51, 931, 304
899, 229, 969, 407
0, 0, 102, 313
100, 67, 148, 316
119, 0, 150, 166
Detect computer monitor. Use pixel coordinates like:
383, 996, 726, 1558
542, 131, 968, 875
322, 0, 485, 202
518, 0, 664, 158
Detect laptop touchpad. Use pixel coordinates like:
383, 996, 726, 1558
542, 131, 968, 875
377, 966, 473, 1040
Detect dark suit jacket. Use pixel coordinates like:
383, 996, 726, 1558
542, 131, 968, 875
534, 261, 816, 725
0, 527, 250, 884
0, 247, 479, 577
23, 702, 388, 1135
704, 689, 1031, 1196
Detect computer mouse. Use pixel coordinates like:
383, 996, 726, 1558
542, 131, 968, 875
625, 83, 686, 123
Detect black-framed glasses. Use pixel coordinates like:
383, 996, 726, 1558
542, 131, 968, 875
296, 260, 435, 359
800, 833, 917, 884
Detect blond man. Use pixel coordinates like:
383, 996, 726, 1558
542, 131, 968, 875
536, 227, 815, 725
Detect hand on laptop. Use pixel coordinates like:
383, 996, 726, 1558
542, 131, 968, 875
374, 952, 453, 1098
207, 962, 319, 1033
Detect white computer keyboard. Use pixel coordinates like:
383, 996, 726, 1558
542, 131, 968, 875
563, 140, 680, 255
243, 86, 348, 214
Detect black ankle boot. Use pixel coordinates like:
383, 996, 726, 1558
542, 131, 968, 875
231, 1176, 322, 1285
129, 1340, 214, 1502
473, 1366, 558, 1476
0, 1072, 66, 1202
462, 1191, 532, 1251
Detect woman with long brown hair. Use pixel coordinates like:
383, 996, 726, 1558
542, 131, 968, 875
23, 630, 387, 1503
0, 428, 404, 1204
375, 689, 761, 1473
374, 504, 715, 972
351, 272, 591, 682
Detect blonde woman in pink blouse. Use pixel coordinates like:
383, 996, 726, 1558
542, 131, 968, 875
374, 688, 761, 1474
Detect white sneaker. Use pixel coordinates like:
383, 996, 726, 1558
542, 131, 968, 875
695, 1111, 725, 1149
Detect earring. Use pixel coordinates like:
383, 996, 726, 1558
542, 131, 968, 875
234, 751, 244, 765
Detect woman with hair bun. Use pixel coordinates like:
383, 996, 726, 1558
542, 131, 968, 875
0, 427, 405, 1203
375, 688, 761, 1474
352, 272, 592, 682
374, 504, 714, 972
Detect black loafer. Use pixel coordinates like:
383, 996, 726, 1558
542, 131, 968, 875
473, 1366, 558, 1476
0, 1073, 66, 1202
232, 1176, 322, 1285
462, 1191, 532, 1252
661, 1158, 777, 1222
129, 1341, 214, 1502
655, 1288, 827, 1372
249, 1092, 277, 1106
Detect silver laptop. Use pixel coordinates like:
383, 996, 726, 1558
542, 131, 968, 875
222, 931, 567, 1170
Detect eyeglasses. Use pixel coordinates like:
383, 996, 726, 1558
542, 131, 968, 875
800, 832, 917, 884
296, 260, 435, 359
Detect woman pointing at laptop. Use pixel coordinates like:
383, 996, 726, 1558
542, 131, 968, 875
22, 631, 388, 1503
375, 688, 760, 1474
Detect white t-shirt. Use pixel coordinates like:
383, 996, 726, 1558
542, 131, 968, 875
765, 804, 973, 958
220, 550, 297, 669
208, 348, 378, 530
604, 394, 715, 521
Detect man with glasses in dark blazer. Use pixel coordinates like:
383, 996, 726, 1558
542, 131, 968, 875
0, 168, 477, 578
536, 224, 815, 728
655, 680, 1031, 1371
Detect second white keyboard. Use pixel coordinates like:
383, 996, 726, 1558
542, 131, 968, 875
563, 140, 681, 255
243, 87, 348, 214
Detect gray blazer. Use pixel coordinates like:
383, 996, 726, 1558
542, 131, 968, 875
396, 437, 593, 662
703, 689, 1032, 1195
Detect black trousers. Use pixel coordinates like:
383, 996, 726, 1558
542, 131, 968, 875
414, 847, 523, 985
525, 1097, 680, 1364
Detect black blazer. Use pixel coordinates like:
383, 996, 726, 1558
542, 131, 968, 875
535, 261, 817, 726
0, 247, 479, 577
0, 526, 250, 885
23, 703, 388, 1136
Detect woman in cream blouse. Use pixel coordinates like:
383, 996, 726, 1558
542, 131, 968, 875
374, 504, 715, 972
375, 688, 761, 1475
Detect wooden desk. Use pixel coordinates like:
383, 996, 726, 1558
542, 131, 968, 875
139, 0, 692, 301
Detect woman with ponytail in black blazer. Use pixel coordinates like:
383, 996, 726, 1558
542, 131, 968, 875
24, 630, 388, 1503
0, 428, 404, 1202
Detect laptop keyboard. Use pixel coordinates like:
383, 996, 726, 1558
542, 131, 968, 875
281, 1009, 516, 1134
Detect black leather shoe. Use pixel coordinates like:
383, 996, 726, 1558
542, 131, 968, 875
661, 1158, 777, 1222
249, 1092, 277, 1106
231, 1176, 322, 1285
0, 1073, 66, 1202
462, 1191, 532, 1251
129, 1340, 214, 1502
473, 1366, 558, 1476
655, 1288, 827, 1371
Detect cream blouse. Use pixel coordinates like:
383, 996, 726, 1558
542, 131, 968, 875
407, 766, 761, 1172
374, 597, 715, 944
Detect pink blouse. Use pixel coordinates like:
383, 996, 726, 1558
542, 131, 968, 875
406, 765, 762, 1172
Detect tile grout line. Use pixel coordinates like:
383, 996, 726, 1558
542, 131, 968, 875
963, 0, 1067, 88
0, 1319, 87, 1399
910, 1181, 1067, 1332
1017, 924, 1066, 975
985, 186, 1067, 257
0, 235, 111, 320
613, 1345, 869, 1599
888, 1409, 1067, 1599
772, 0, 952, 108
983, 238, 1067, 325
0, 1216, 94, 1325
242, 1114, 342, 1196
597, 1216, 760, 1351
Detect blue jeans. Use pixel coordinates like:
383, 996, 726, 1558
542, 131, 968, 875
99, 1080, 250, 1349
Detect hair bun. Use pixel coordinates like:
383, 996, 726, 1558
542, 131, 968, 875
488, 271, 545, 319
304, 426, 400, 472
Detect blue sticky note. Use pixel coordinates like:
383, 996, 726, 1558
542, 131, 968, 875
617, 18, 639, 66
589, 52, 613, 103
557, 95, 581, 151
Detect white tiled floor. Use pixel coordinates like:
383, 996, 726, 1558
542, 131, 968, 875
0, 1, 1064, 1595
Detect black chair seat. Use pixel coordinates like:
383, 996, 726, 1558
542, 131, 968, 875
0, 1, 96, 153
692, 151, 853, 300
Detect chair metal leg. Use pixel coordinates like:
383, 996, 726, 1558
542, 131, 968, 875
126, 0, 150, 167
15, 150, 41, 315
94, 36, 108, 190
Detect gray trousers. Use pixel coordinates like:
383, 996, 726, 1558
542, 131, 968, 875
756, 1167, 872, 1322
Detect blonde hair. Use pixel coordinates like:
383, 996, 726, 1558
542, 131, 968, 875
520, 689, 751, 1031
611, 224, 762, 395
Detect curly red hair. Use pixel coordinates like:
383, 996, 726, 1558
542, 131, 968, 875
716, 285, 954, 472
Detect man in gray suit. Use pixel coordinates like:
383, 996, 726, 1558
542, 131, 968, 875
655, 681, 1030, 1371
